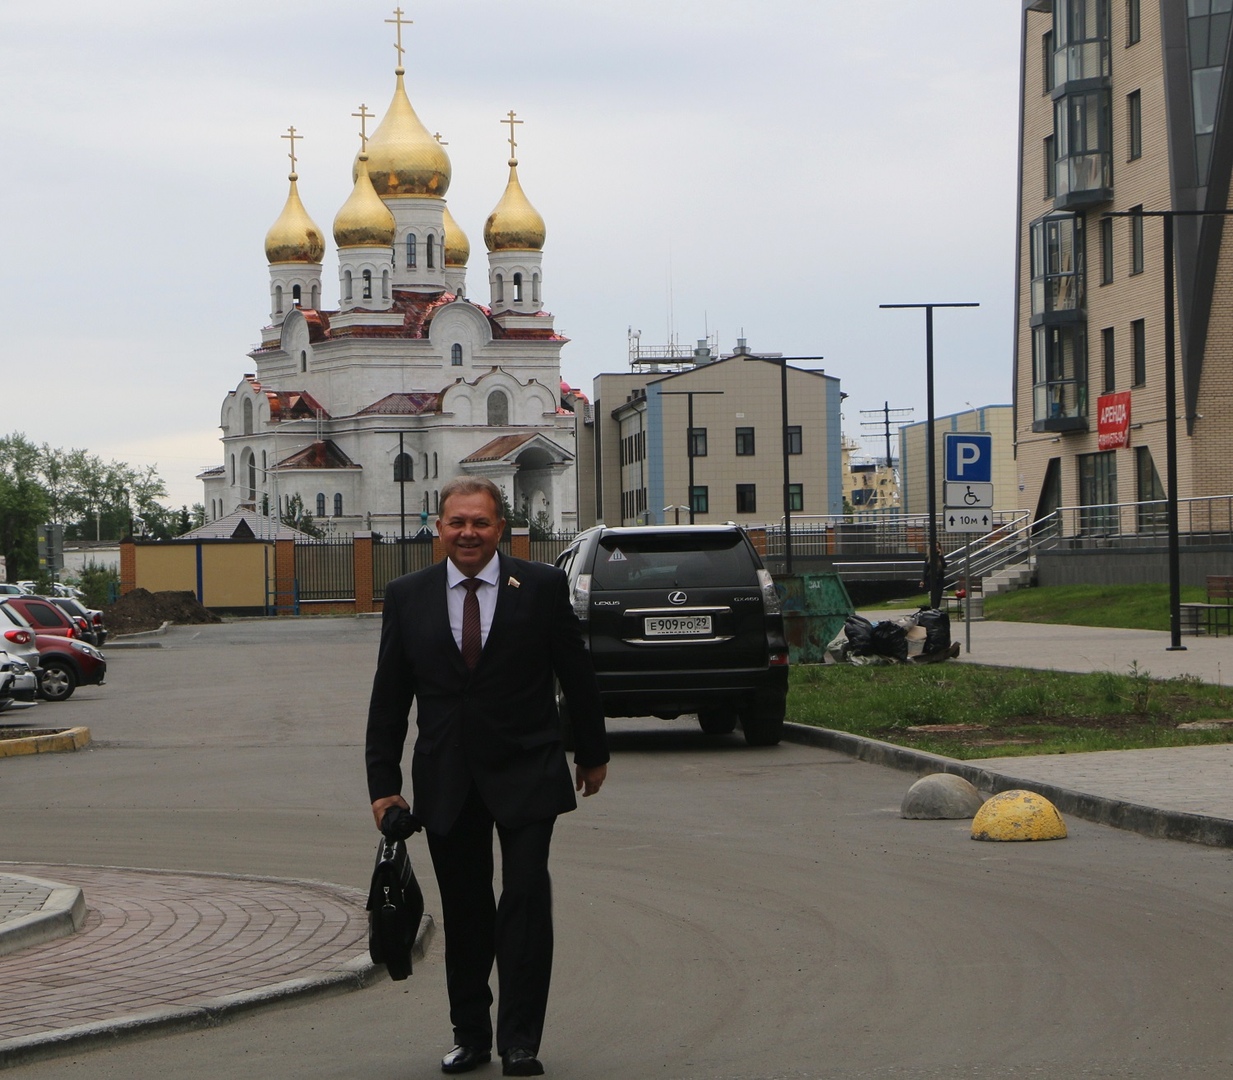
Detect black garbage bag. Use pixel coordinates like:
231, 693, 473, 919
915, 608, 952, 654
869, 620, 909, 662
843, 614, 875, 656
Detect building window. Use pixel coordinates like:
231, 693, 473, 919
690, 486, 709, 515
735, 427, 755, 455
1188, 0, 1231, 180
1127, 90, 1142, 160
787, 426, 803, 455
1136, 445, 1165, 531
487, 390, 509, 426
1130, 205, 1144, 274
316, 493, 326, 518
1101, 327, 1116, 393
451, 343, 463, 366
382, 269, 390, 300
344, 270, 353, 301
362, 270, 373, 299
1054, 0, 1111, 87
274, 285, 283, 314
495, 273, 504, 302
301, 349, 307, 373
688, 427, 708, 457
1044, 135, 1056, 197
1029, 213, 1085, 315
333, 493, 343, 517
292, 284, 302, 307
1043, 30, 1054, 93
433, 452, 438, 478
1132, 318, 1146, 385
1126, 0, 1140, 45
1032, 323, 1089, 429
1100, 215, 1114, 284
788, 484, 804, 512
736, 484, 757, 513
1078, 450, 1118, 535
406, 234, 416, 268
1054, 88, 1112, 204
513, 272, 523, 302
394, 453, 413, 482
243, 398, 254, 435
426, 235, 435, 269
532, 273, 540, 303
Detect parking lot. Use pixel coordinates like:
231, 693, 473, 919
3, 618, 1233, 1079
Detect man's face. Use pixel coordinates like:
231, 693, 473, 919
438, 490, 505, 577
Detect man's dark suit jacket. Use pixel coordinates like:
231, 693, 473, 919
366, 553, 608, 835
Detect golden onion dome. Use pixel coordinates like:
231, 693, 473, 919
333, 154, 396, 248
264, 174, 325, 264
442, 202, 470, 267
360, 70, 451, 198
483, 159, 545, 252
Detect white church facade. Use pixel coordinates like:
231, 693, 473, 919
200, 16, 578, 536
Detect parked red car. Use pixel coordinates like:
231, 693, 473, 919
2, 596, 78, 639
33, 633, 106, 702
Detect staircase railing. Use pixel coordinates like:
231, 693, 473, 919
943, 511, 1057, 592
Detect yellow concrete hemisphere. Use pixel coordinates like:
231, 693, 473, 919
971, 790, 1068, 842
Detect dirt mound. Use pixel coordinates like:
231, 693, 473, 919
105, 589, 223, 636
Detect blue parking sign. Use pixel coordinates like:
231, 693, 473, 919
945, 432, 992, 484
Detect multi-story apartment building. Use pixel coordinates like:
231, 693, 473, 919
1015, 0, 1233, 531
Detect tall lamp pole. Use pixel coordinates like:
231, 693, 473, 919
660, 389, 724, 523
879, 303, 979, 565
742, 355, 824, 575
1103, 208, 1233, 650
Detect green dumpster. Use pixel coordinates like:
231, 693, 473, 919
776, 573, 854, 665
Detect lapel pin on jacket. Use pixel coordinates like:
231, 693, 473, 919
507, 576, 521, 588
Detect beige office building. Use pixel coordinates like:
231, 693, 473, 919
1015, 0, 1233, 532
899, 405, 1017, 517
575, 350, 843, 528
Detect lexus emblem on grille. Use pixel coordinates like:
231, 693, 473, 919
668, 591, 688, 605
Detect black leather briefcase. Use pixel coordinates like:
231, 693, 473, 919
366, 834, 424, 980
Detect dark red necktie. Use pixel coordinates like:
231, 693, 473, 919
461, 578, 482, 669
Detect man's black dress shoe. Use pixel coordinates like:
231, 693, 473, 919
441, 1045, 491, 1074
501, 1048, 544, 1076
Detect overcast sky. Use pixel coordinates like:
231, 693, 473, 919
0, 1, 1023, 509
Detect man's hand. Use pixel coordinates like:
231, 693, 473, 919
371, 794, 409, 830
575, 763, 607, 797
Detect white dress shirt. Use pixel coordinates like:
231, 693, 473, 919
445, 555, 501, 653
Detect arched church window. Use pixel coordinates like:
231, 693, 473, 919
344, 270, 353, 301
316, 493, 326, 518
301, 350, 307, 373
311, 284, 320, 308
292, 284, 302, 307
495, 273, 504, 302
433, 489, 439, 512
427, 235, 435, 269
487, 390, 509, 427
394, 453, 413, 482
382, 269, 390, 299
423, 491, 429, 513
362, 270, 372, 299
532, 273, 540, 303
243, 399, 254, 435
513, 272, 523, 302
433, 452, 438, 477
451, 343, 463, 366
334, 493, 343, 517
261, 450, 267, 471
244, 450, 257, 502
406, 234, 416, 268
422, 453, 429, 478
274, 285, 283, 314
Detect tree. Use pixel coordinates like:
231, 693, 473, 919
0, 434, 49, 580
281, 493, 322, 538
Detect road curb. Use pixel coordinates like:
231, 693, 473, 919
0, 727, 91, 758
782, 722, 1233, 849
0, 874, 87, 958
0, 863, 435, 1069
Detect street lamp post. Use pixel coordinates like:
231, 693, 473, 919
659, 389, 724, 524
879, 303, 979, 567
741, 355, 824, 575
1103, 207, 1233, 650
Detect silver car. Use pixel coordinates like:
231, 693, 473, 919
0, 602, 42, 675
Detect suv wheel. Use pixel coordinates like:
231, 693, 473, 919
740, 709, 783, 747
697, 709, 738, 735
39, 658, 77, 702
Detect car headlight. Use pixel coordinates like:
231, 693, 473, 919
70, 641, 101, 658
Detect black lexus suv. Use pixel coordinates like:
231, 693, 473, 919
555, 524, 789, 746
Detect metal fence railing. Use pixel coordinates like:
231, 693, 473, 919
373, 537, 437, 598
295, 537, 355, 601
528, 531, 577, 565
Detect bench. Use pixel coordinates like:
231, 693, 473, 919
1180, 576, 1233, 637
945, 580, 983, 620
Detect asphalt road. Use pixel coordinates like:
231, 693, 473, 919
2, 619, 1232, 1079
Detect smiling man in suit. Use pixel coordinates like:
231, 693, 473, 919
366, 476, 608, 1077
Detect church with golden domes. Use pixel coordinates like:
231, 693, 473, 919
199, 12, 578, 536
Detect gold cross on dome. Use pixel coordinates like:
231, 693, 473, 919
353, 104, 373, 150
502, 110, 523, 158
433, 132, 449, 145
281, 125, 300, 173
386, 6, 411, 67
